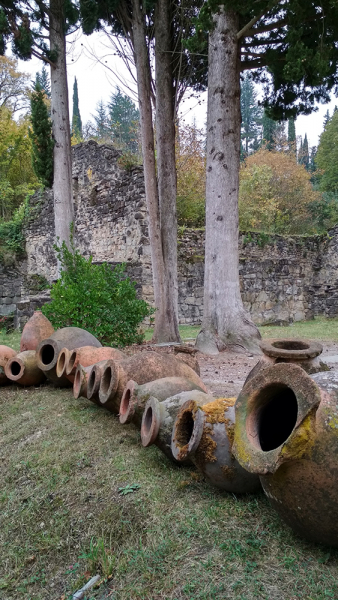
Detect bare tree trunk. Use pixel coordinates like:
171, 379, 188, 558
154, 0, 181, 342
196, 8, 261, 355
50, 0, 74, 257
132, 0, 180, 343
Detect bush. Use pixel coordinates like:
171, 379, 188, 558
41, 241, 154, 347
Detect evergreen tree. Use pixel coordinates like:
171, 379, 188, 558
240, 73, 262, 156
317, 109, 338, 192
107, 88, 140, 153
309, 146, 317, 173
262, 110, 278, 150
92, 100, 109, 140
288, 117, 296, 152
72, 77, 82, 139
299, 133, 309, 169
29, 83, 54, 187
35, 65, 50, 99
324, 110, 331, 128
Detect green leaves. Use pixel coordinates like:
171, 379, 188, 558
118, 483, 140, 495
41, 240, 154, 347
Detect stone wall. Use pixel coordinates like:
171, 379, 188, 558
2, 140, 338, 329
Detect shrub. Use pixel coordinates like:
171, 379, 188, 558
41, 241, 154, 347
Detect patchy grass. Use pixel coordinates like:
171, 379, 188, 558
0, 329, 21, 351
143, 317, 338, 344
1, 384, 338, 599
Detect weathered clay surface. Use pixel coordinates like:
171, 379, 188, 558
141, 390, 214, 462
172, 397, 260, 493
0, 345, 17, 386
20, 311, 54, 352
36, 327, 101, 386
65, 346, 126, 376
98, 351, 208, 414
119, 376, 206, 427
87, 360, 114, 405
233, 363, 338, 546
73, 364, 93, 399
5, 350, 46, 386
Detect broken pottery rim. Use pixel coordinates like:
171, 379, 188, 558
171, 399, 205, 462
260, 338, 323, 360
233, 362, 321, 475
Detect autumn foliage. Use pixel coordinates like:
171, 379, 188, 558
176, 122, 206, 227
239, 149, 321, 234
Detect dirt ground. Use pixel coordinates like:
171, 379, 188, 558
135, 340, 338, 399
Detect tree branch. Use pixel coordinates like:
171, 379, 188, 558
240, 59, 268, 71
31, 47, 55, 67
237, 0, 281, 40
245, 18, 287, 37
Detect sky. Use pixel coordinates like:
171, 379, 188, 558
16, 29, 338, 148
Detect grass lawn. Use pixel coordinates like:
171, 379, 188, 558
1, 317, 338, 599
144, 316, 338, 344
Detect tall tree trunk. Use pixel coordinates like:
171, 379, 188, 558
154, 0, 181, 342
50, 0, 74, 257
132, 0, 180, 343
196, 8, 261, 355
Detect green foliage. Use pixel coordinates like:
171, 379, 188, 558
308, 192, 338, 233
108, 87, 140, 153
240, 74, 262, 157
317, 110, 338, 193
117, 151, 141, 172
29, 83, 54, 188
72, 76, 82, 138
92, 99, 109, 140
0, 196, 30, 264
42, 241, 154, 347
35, 65, 50, 99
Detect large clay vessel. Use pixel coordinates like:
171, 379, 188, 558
73, 364, 93, 399
233, 363, 338, 546
119, 376, 207, 427
0, 345, 17, 386
36, 327, 102, 386
245, 339, 326, 385
5, 351, 46, 386
65, 346, 126, 377
141, 390, 215, 462
87, 360, 113, 405
97, 351, 208, 414
171, 397, 260, 493
20, 311, 54, 352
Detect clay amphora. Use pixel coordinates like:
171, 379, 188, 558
245, 339, 326, 385
171, 397, 261, 493
36, 327, 102, 386
119, 376, 207, 427
5, 350, 46, 386
0, 345, 17, 386
97, 351, 208, 414
73, 364, 93, 399
87, 360, 113, 405
20, 311, 54, 352
141, 390, 215, 462
233, 363, 338, 546
65, 346, 126, 377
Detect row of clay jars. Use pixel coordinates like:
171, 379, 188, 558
171, 396, 260, 493
56, 346, 126, 383
76, 351, 207, 413
233, 362, 338, 547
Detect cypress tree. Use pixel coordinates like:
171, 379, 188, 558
240, 74, 262, 156
288, 117, 296, 152
302, 134, 309, 169
72, 77, 82, 139
93, 100, 109, 140
29, 83, 54, 187
262, 110, 278, 150
324, 110, 331, 128
35, 65, 51, 98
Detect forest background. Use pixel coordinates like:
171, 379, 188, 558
1, 55, 338, 239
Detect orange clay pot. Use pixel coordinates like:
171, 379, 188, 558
56, 345, 126, 381
141, 390, 215, 463
36, 327, 102, 386
119, 376, 206, 428
171, 397, 260, 493
0, 345, 17, 386
73, 364, 93, 400
20, 311, 54, 352
97, 351, 208, 414
5, 350, 46, 386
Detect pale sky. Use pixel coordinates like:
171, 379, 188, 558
16, 30, 338, 148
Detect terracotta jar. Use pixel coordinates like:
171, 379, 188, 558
65, 346, 126, 377
233, 363, 338, 546
0, 345, 17, 386
36, 327, 101, 386
245, 339, 326, 385
171, 397, 261, 493
20, 311, 54, 352
73, 364, 93, 400
98, 351, 208, 414
119, 376, 207, 427
86, 360, 113, 405
141, 390, 215, 462
5, 351, 46, 386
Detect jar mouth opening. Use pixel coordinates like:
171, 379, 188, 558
175, 409, 195, 448
248, 383, 298, 452
272, 340, 309, 351
41, 344, 55, 366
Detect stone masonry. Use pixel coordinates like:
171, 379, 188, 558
1, 141, 338, 328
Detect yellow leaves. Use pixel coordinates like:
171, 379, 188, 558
239, 149, 321, 234
176, 122, 206, 227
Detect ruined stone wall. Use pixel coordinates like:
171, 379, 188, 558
2, 141, 338, 328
